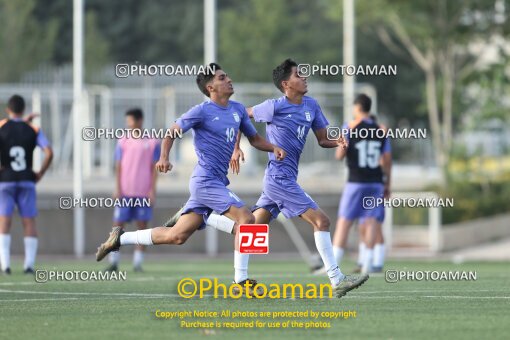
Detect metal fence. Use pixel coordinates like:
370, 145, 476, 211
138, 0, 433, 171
0, 80, 434, 179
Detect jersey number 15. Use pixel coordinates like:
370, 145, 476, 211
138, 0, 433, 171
355, 140, 381, 169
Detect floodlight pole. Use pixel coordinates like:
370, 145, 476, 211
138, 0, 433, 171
73, 0, 85, 258
343, 0, 355, 122
204, 0, 218, 257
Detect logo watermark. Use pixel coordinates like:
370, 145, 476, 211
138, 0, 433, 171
239, 224, 269, 254
326, 126, 427, 141
59, 197, 151, 210
177, 278, 332, 299
385, 270, 477, 283
116, 64, 217, 78
35, 270, 127, 283
297, 64, 397, 78
82, 127, 183, 141
362, 197, 454, 209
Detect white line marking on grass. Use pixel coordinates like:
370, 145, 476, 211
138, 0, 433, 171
0, 282, 42, 286
356, 289, 497, 294
424, 295, 510, 299
2, 288, 509, 301
344, 295, 510, 300
0, 289, 180, 298
1, 298, 80, 302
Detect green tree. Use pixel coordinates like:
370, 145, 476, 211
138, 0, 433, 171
0, 0, 58, 81
218, 0, 342, 82
327, 0, 509, 173
85, 10, 111, 79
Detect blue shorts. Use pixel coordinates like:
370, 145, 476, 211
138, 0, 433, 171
181, 176, 245, 229
0, 181, 37, 218
338, 182, 385, 221
253, 175, 319, 221
113, 197, 153, 223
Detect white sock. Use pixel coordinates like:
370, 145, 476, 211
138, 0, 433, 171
120, 229, 153, 246
234, 250, 249, 283
314, 231, 344, 285
373, 243, 385, 268
133, 249, 144, 267
206, 214, 235, 234
333, 246, 344, 264
0, 234, 11, 271
109, 251, 120, 265
362, 248, 374, 273
357, 242, 366, 266
23, 237, 38, 270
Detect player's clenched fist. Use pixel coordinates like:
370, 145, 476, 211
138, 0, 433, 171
273, 146, 286, 161
156, 159, 173, 173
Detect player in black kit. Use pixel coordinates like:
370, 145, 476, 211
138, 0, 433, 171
0, 95, 53, 274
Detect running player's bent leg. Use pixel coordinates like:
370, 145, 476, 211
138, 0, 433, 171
300, 208, 344, 286
201, 207, 271, 235
223, 205, 255, 284
252, 208, 272, 225
0, 216, 12, 272
119, 212, 203, 246
21, 217, 37, 271
151, 212, 203, 245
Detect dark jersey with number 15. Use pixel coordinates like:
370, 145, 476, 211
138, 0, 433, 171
0, 119, 40, 182
344, 119, 391, 183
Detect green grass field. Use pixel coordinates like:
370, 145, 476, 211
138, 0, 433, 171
1, 258, 509, 340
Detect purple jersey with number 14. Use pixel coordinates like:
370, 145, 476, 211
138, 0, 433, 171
176, 100, 258, 226
252, 96, 329, 220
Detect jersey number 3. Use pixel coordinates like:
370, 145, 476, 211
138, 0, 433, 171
9, 146, 27, 171
355, 140, 381, 169
226, 127, 235, 142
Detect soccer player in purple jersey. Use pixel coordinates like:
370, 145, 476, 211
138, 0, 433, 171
0, 95, 53, 275
205, 59, 369, 297
95, 64, 286, 286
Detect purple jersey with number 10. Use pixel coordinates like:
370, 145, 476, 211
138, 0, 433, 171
176, 100, 257, 226
177, 100, 257, 182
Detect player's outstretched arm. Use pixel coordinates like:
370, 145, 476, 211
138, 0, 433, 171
155, 123, 181, 173
313, 128, 349, 149
247, 134, 286, 161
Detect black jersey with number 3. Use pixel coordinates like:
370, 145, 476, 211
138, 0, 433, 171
346, 119, 387, 183
0, 119, 38, 182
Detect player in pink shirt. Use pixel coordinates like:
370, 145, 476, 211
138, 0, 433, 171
108, 108, 160, 272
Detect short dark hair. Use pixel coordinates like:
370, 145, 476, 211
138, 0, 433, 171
196, 63, 221, 97
125, 108, 143, 121
354, 94, 371, 113
273, 58, 298, 93
7, 94, 25, 114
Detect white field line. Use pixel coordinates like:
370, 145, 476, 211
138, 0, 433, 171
1, 288, 509, 301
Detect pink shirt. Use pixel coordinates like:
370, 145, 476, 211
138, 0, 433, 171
115, 137, 160, 197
